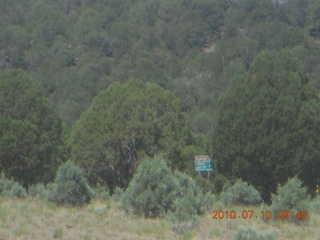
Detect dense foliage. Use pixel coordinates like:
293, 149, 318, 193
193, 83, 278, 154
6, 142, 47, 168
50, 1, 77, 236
269, 177, 310, 223
0, 173, 27, 198
0, 69, 67, 187
70, 79, 201, 190
2, 0, 320, 131
220, 179, 262, 205
122, 157, 179, 218
1, 0, 320, 207
122, 157, 211, 219
211, 50, 320, 201
28, 183, 47, 199
48, 161, 94, 206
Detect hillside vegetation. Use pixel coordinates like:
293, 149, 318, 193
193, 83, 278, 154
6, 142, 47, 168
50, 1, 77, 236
1, 1, 320, 237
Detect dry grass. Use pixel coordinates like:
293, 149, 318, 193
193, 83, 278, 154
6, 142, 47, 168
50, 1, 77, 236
0, 197, 319, 240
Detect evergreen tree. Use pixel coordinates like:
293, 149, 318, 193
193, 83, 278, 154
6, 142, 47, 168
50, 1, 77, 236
211, 50, 320, 201
70, 79, 199, 191
0, 69, 67, 186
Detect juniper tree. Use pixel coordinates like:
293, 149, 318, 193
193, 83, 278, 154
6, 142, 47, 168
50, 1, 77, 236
70, 79, 200, 191
211, 50, 320, 201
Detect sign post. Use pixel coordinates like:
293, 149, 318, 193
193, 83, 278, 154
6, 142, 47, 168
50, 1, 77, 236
194, 155, 213, 178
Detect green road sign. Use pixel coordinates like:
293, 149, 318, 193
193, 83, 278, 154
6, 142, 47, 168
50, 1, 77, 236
195, 155, 213, 171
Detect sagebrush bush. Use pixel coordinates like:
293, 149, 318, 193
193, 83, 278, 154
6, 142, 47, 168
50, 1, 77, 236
168, 213, 199, 234
122, 156, 213, 225
233, 227, 276, 240
220, 179, 262, 205
47, 161, 94, 206
94, 183, 110, 200
28, 183, 47, 199
269, 177, 310, 223
122, 157, 178, 218
203, 191, 217, 211
9, 182, 27, 198
166, 171, 204, 234
112, 187, 124, 201
0, 172, 27, 198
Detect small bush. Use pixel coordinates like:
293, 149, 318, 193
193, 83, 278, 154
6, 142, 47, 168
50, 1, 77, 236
28, 183, 47, 199
112, 187, 124, 201
203, 191, 217, 211
269, 177, 310, 223
94, 183, 110, 201
122, 157, 178, 218
166, 171, 204, 234
168, 214, 198, 235
9, 182, 27, 198
220, 179, 262, 205
0, 173, 14, 193
233, 227, 276, 240
173, 171, 207, 216
123, 156, 213, 233
47, 161, 94, 207
0, 173, 26, 198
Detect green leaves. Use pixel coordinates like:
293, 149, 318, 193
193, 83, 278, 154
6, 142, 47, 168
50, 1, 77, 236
70, 79, 197, 191
48, 161, 94, 206
0, 69, 66, 186
220, 179, 262, 206
122, 156, 211, 221
270, 177, 311, 223
212, 50, 320, 201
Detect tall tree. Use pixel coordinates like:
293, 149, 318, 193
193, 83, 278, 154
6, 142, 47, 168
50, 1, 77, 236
69, 79, 200, 191
211, 50, 320, 201
0, 69, 67, 186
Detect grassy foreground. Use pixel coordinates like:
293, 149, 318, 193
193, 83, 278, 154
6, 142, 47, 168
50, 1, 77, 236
0, 197, 319, 240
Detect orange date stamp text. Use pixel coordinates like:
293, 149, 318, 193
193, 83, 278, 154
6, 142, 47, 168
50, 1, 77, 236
212, 210, 308, 220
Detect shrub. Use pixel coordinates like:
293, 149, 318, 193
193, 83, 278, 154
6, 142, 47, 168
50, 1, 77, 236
28, 183, 48, 199
174, 172, 216, 215
269, 177, 310, 223
169, 173, 216, 234
94, 183, 110, 201
47, 161, 94, 206
122, 157, 211, 220
168, 213, 199, 234
166, 171, 204, 234
0, 173, 14, 195
220, 179, 262, 205
122, 157, 178, 218
112, 187, 124, 201
9, 182, 27, 198
233, 227, 276, 240
0, 173, 27, 198
203, 191, 217, 211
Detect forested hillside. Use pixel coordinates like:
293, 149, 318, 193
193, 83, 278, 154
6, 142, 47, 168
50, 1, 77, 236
1, 0, 320, 201
1, 0, 320, 128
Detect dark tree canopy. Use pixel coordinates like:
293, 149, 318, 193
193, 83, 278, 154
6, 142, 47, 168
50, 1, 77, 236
0, 69, 67, 186
70, 79, 199, 191
211, 50, 320, 201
